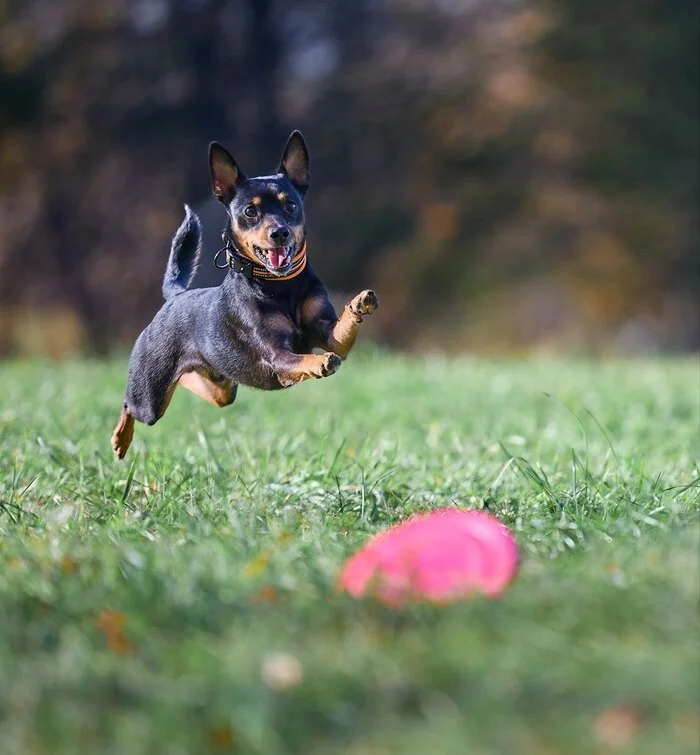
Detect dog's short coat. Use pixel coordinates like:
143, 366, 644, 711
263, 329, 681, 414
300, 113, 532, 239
112, 131, 378, 458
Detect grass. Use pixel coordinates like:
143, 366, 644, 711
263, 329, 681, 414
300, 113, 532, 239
0, 352, 698, 755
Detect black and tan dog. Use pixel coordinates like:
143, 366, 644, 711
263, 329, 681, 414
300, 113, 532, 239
111, 131, 378, 459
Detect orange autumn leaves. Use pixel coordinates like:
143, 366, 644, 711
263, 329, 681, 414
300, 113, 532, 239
96, 609, 133, 654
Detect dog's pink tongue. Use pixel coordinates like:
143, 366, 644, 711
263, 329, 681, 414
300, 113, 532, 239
270, 249, 285, 268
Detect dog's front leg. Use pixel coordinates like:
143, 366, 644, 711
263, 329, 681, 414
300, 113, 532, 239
327, 290, 379, 358
270, 350, 342, 387
302, 290, 379, 360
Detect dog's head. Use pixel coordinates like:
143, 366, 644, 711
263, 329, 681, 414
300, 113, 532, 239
209, 131, 309, 277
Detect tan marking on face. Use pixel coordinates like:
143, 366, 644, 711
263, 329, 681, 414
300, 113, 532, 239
230, 201, 305, 267
277, 192, 287, 202
240, 223, 301, 262
251, 196, 262, 206
287, 223, 305, 254
229, 217, 262, 263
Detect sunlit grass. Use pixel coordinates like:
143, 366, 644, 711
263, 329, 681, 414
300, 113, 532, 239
1, 353, 698, 754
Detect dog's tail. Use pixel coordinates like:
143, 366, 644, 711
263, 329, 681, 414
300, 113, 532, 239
162, 205, 202, 299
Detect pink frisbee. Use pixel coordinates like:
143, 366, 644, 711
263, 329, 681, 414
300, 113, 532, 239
338, 508, 518, 606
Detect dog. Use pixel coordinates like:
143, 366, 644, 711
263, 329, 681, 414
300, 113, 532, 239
111, 131, 378, 459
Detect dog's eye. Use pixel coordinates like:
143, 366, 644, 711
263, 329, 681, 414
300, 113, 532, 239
243, 205, 258, 218
285, 201, 297, 214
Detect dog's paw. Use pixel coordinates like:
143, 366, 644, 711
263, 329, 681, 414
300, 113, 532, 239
319, 352, 342, 377
349, 290, 379, 319
111, 411, 134, 460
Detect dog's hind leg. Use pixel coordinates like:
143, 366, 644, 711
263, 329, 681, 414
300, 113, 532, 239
112, 381, 177, 458
112, 343, 180, 458
111, 384, 176, 459
111, 379, 176, 460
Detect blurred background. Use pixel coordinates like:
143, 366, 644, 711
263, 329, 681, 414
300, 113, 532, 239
0, 0, 697, 358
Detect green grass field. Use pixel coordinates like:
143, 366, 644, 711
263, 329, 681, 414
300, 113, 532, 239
1, 354, 698, 755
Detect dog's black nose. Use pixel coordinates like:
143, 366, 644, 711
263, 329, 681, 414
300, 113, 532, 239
269, 226, 290, 244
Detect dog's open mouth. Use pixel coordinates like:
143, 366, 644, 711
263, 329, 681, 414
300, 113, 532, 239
253, 244, 294, 273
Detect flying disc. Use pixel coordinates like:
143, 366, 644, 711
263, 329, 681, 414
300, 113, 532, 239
338, 508, 518, 606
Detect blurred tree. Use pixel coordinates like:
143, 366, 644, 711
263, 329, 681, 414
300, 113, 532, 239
0, 0, 696, 355
532, 0, 699, 345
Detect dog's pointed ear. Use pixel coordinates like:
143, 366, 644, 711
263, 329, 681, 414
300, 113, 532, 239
209, 142, 246, 205
278, 130, 310, 196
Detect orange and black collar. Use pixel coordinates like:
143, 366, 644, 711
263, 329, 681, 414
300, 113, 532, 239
217, 240, 307, 282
